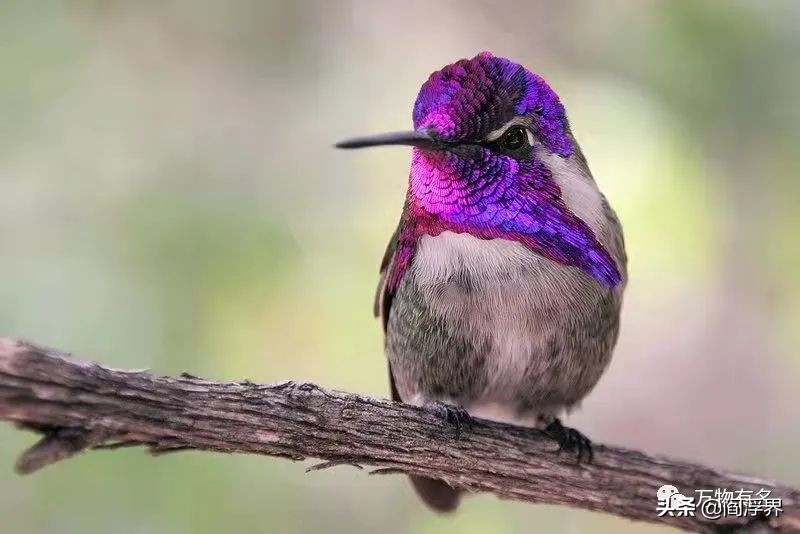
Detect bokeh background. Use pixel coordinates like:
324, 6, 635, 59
1, 1, 799, 533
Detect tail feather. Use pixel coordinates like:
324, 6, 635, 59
387, 366, 461, 512
409, 476, 461, 512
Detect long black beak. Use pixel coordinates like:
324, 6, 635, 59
335, 130, 442, 150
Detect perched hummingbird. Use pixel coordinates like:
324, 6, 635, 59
336, 52, 627, 512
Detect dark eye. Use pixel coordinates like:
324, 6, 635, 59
501, 126, 527, 150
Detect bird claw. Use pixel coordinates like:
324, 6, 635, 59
428, 402, 473, 437
545, 418, 593, 463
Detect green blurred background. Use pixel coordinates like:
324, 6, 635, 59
1, 1, 799, 533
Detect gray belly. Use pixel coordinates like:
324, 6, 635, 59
385, 232, 624, 425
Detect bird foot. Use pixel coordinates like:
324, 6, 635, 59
545, 418, 593, 463
427, 402, 473, 437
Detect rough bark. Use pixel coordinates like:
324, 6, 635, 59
0, 338, 797, 533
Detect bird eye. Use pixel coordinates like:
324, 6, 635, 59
500, 126, 527, 150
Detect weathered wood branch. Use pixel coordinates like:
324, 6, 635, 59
0, 338, 797, 533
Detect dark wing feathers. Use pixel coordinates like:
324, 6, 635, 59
375, 225, 402, 403
374, 225, 400, 332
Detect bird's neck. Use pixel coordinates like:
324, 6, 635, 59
406, 148, 608, 235
388, 148, 621, 291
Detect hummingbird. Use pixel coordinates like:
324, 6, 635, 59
336, 52, 627, 512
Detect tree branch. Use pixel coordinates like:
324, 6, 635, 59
0, 338, 797, 533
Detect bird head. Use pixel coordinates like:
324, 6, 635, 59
337, 52, 621, 288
